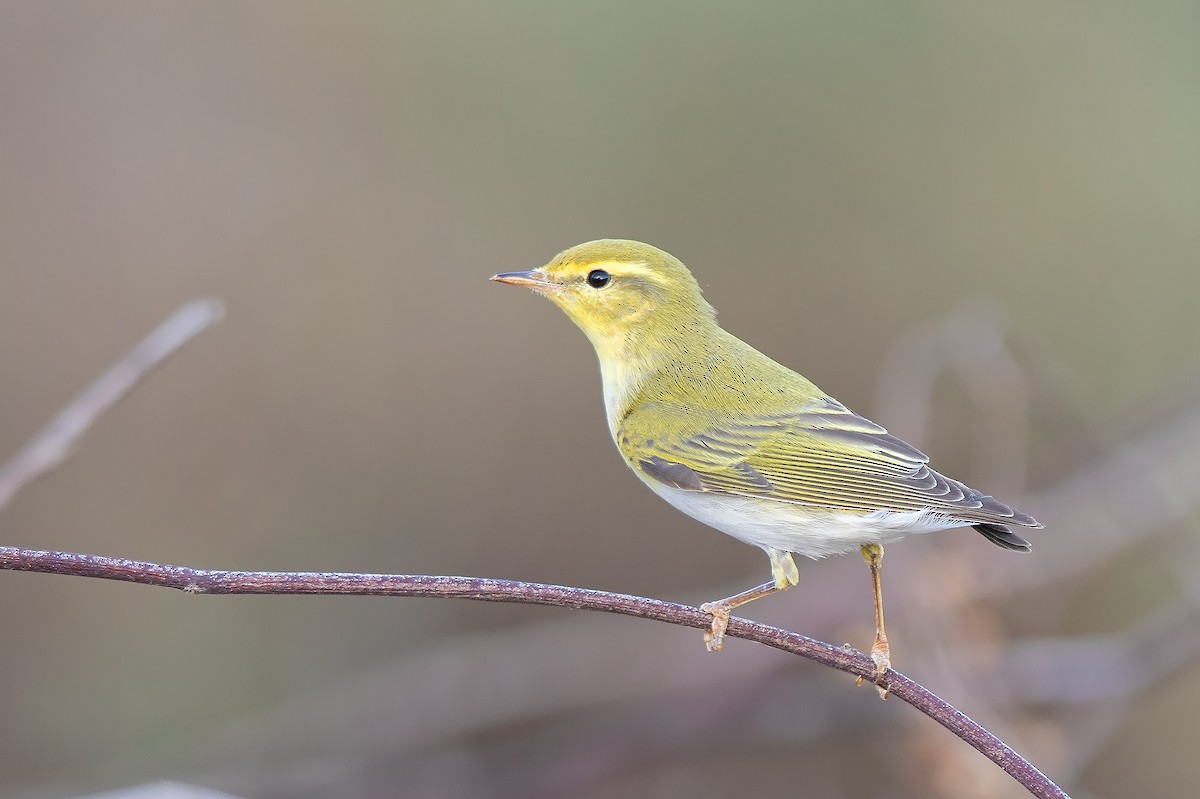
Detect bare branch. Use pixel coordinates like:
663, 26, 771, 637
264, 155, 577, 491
0, 546, 1068, 799
0, 298, 225, 510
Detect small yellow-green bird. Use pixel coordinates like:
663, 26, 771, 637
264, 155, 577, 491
492, 239, 1040, 688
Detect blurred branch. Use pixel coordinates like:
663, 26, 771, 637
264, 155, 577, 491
0, 298, 225, 511
79, 782, 245, 799
997, 598, 1200, 705
0, 547, 1066, 798
874, 302, 1032, 491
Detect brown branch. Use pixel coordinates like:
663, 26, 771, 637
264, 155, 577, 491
0, 298, 225, 511
0, 546, 1068, 799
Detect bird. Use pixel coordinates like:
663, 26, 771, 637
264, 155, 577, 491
491, 239, 1041, 693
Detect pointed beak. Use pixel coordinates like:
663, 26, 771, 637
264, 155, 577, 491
490, 269, 557, 293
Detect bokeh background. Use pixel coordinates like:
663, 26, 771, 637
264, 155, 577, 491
2, 3, 1199, 797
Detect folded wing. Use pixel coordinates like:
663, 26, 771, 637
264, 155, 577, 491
626, 397, 1039, 528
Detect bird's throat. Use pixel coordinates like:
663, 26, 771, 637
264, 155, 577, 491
592, 323, 724, 437
596, 338, 655, 437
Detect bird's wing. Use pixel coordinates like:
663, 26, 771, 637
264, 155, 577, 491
620, 397, 1036, 526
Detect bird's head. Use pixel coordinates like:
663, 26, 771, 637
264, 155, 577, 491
491, 239, 716, 355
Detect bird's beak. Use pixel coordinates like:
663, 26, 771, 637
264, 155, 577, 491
490, 269, 557, 294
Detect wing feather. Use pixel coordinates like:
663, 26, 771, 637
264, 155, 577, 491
624, 397, 1039, 527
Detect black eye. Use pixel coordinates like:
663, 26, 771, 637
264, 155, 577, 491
586, 269, 611, 289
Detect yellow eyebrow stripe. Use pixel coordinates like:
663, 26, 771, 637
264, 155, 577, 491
580, 261, 670, 285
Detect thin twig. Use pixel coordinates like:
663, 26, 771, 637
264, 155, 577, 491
0, 298, 225, 510
0, 546, 1069, 799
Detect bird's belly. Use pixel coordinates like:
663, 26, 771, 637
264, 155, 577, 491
648, 484, 962, 559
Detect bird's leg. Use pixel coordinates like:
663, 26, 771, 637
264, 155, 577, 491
700, 548, 799, 652
856, 543, 891, 698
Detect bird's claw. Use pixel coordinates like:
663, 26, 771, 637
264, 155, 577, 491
700, 602, 730, 652
868, 641, 892, 699
853, 641, 891, 699
871, 645, 891, 676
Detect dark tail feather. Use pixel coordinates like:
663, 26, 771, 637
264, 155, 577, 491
973, 523, 1032, 552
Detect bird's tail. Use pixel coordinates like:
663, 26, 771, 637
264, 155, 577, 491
973, 523, 1032, 552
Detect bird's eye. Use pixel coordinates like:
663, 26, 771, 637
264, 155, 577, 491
586, 269, 611, 289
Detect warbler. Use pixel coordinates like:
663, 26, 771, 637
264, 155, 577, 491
492, 239, 1040, 691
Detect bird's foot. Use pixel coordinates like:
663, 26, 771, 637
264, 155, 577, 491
855, 639, 892, 699
698, 580, 781, 652
871, 641, 891, 677
699, 602, 731, 652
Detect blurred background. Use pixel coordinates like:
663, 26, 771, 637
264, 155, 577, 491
2, 2, 1198, 797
